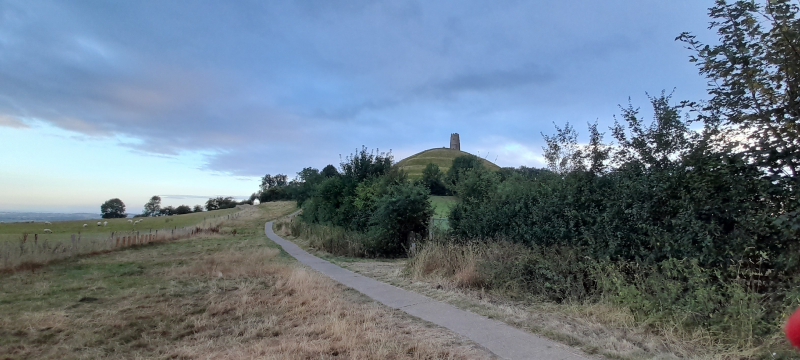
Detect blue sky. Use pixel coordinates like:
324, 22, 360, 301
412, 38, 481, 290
0, 0, 715, 213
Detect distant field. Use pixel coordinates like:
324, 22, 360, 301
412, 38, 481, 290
430, 196, 457, 219
0, 207, 240, 237
394, 148, 500, 180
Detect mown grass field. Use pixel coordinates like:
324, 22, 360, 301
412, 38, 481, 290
395, 148, 500, 180
430, 195, 457, 219
0, 201, 490, 359
0, 207, 240, 242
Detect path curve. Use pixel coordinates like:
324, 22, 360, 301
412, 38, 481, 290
265, 220, 593, 360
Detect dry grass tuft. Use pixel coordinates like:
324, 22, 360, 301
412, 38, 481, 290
166, 247, 282, 279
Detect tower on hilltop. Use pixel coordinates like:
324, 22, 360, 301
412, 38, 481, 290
450, 133, 460, 151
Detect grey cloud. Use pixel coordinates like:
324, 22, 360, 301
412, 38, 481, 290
422, 64, 555, 96
0, 0, 715, 176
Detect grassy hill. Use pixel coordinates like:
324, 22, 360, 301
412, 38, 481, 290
394, 148, 500, 180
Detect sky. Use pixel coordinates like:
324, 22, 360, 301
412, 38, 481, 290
0, 0, 716, 213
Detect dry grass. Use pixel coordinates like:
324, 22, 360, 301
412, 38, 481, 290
0, 202, 493, 360
335, 243, 784, 360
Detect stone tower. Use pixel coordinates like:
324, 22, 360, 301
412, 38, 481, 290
450, 133, 460, 151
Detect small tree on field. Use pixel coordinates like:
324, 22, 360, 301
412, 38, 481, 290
192, 205, 204, 213
175, 205, 192, 215
142, 195, 161, 217
101, 198, 126, 219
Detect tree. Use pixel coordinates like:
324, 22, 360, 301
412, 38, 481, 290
367, 182, 434, 256
542, 122, 584, 174
205, 196, 237, 211
175, 205, 192, 215
160, 206, 176, 216
420, 163, 448, 195
321, 164, 339, 177
445, 154, 484, 190
260, 174, 289, 192
142, 195, 161, 217
260, 174, 276, 192
340, 146, 393, 183
193, 205, 203, 213
101, 198, 126, 219
677, 0, 800, 178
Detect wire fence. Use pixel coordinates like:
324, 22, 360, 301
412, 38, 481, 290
0, 212, 242, 271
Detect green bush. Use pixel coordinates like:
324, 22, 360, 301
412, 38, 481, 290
297, 147, 432, 257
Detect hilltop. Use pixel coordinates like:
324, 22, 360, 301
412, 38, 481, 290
394, 148, 500, 180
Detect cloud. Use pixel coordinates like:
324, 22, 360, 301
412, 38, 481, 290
0, 0, 714, 177
425, 64, 555, 95
0, 114, 29, 129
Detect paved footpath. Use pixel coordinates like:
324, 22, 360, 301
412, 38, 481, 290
266, 220, 593, 360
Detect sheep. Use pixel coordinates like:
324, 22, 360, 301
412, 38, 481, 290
44, 221, 52, 225
43, 229, 52, 233
127, 219, 133, 223
103, 221, 107, 226
97, 221, 102, 226
83, 224, 88, 227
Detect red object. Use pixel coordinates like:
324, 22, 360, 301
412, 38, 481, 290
786, 307, 800, 348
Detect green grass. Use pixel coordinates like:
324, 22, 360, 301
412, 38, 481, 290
430, 196, 457, 219
394, 148, 500, 180
0, 207, 241, 241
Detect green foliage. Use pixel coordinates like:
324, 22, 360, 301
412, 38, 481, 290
142, 196, 161, 217
321, 164, 339, 177
542, 122, 584, 174
175, 205, 192, 215
192, 205, 203, 213
260, 174, 288, 192
450, 94, 799, 272
419, 163, 448, 195
445, 154, 484, 192
678, 0, 800, 179
366, 182, 434, 256
298, 147, 431, 257
257, 173, 293, 203
100, 198, 126, 219
205, 196, 237, 211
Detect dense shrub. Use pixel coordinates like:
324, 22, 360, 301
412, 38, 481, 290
418, 163, 448, 195
449, 95, 799, 273
298, 147, 433, 257
205, 196, 237, 211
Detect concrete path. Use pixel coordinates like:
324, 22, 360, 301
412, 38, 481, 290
265, 220, 592, 360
